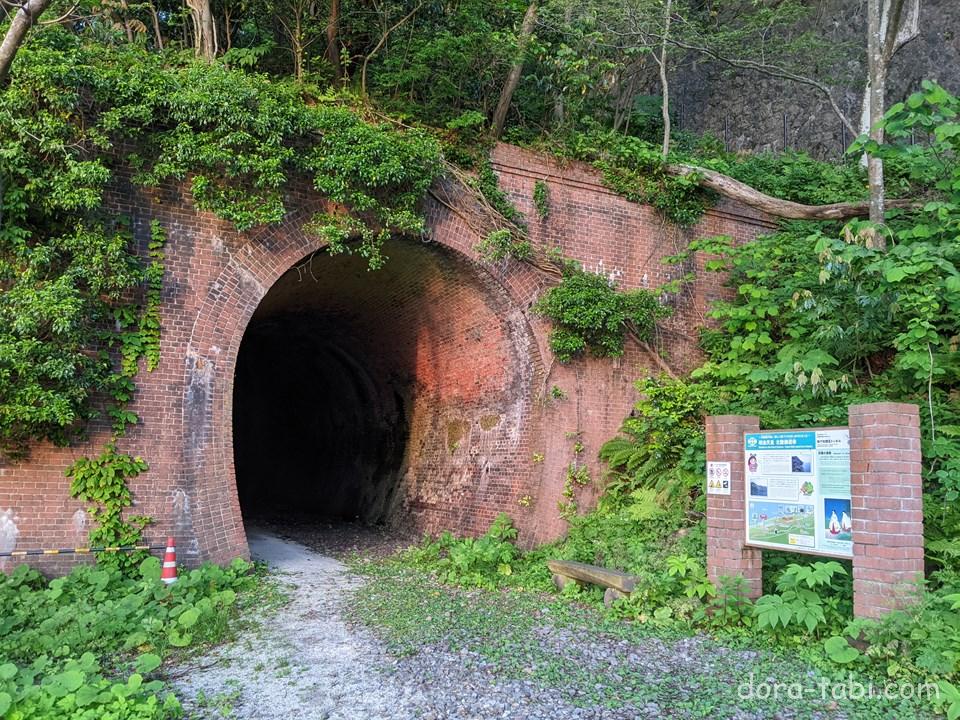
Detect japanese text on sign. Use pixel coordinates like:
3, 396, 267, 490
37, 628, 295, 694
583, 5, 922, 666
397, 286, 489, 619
744, 429, 852, 557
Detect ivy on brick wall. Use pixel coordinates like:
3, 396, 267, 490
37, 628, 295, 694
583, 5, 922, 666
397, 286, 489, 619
0, 34, 445, 563
534, 263, 671, 362
66, 444, 152, 572
0, 33, 443, 460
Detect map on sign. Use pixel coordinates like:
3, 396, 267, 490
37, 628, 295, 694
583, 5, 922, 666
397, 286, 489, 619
744, 428, 852, 557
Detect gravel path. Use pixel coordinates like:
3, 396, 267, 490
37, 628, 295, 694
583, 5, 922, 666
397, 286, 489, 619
171, 528, 859, 720
172, 527, 424, 719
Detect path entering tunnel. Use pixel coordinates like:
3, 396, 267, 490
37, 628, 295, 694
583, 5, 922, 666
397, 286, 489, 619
232, 237, 527, 531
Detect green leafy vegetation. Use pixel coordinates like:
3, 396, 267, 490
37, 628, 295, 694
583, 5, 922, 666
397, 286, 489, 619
534, 264, 670, 362
66, 445, 152, 573
385, 79, 960, 718
554, 127, 715, 226
532, 179, 550, 220
0, 34, 442, 463
0, 0, 958, 715
403, 513, 519, 589
0, 557, 260, 719
475, 228, 532, 263
569, 80, 960, 715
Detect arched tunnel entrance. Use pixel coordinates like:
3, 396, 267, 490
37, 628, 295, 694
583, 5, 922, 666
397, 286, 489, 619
233, 316, 408, 524
232, 237, 538, 536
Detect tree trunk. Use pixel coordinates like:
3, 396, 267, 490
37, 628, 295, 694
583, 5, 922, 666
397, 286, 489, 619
150, 3, 164, 50
858, 0, 920, 139
866, 0, 887, 231
293, 19, 304, 81
326, 0, 341, 79
120, 0, 133, 44
861, 0, 920, 237
119, 0, 135, 43
666, 163, 920, 221
659, 0, 673, 160
491, 1, 538, 140
187, 0, 216, 59
223, 7, 231, 51
0, 0, 53, 85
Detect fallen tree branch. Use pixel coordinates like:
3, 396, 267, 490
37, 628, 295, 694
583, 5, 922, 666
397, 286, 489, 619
667, 163, 923, 221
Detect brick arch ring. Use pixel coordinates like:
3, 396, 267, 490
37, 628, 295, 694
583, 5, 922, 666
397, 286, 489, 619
176, 194, 551, 563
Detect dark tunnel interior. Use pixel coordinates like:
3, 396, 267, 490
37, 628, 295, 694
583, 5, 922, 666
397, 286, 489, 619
232, 251, 414, 525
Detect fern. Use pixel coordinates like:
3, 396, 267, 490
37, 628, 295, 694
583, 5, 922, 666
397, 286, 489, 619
599, 376, 715, 507
599, 435, 701, 505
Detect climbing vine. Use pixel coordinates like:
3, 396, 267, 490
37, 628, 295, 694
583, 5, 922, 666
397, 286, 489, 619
0, 37, 443, 566
534, 263, 671, 362
533, 179, 550, 220
66, 221, 168, 569
66, 444, 152, 572
558, 433, 590, 519
0, 35, 443, 460
475, 228, 532, 262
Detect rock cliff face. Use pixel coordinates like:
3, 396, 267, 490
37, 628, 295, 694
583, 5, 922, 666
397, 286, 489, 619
670, 0, 960, 158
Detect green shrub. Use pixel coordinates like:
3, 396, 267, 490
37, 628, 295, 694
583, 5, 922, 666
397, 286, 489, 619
753, 561, 849, 636
0, 35, 442, 459
404, 513, 520, 589
534, 265, 669, 362
600, 376, 716, 505
0, 557, 257, 719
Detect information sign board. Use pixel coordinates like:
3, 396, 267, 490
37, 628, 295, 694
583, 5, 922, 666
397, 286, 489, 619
744, 428, 852, 557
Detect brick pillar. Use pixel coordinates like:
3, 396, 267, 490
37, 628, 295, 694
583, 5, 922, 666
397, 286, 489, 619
705, 415, 762, 599
849, 402, 924, 619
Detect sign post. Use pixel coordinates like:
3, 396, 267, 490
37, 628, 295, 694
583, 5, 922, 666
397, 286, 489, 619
705, 403, 924, 619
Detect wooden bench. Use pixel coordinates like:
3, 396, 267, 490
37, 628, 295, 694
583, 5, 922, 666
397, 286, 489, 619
547, 560, 640, 607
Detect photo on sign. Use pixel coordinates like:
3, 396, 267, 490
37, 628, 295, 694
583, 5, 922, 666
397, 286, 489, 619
823, 497, 853, 543
748, 501, 816, 546
790, 452, 813, 473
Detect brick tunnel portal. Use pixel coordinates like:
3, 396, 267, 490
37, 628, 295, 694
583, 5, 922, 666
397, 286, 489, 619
232, 237, 536, 533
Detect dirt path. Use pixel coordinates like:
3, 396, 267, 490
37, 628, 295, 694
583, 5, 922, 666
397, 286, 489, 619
172, 528, 424, 719
173, 528, 688, 720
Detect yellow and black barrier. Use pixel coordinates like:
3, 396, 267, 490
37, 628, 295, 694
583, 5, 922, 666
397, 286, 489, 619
0, 544, 168, 558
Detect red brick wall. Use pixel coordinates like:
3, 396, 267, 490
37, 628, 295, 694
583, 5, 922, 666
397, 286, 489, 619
849, 402, 924, 619
488, 144, 776, 542
704, 415, 763, 598
0, 144, 774, 573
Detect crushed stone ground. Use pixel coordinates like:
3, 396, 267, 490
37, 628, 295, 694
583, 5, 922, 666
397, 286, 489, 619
170, 527, 852, 720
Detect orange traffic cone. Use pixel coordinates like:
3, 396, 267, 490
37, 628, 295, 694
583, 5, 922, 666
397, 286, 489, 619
161, 536, 178, 585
